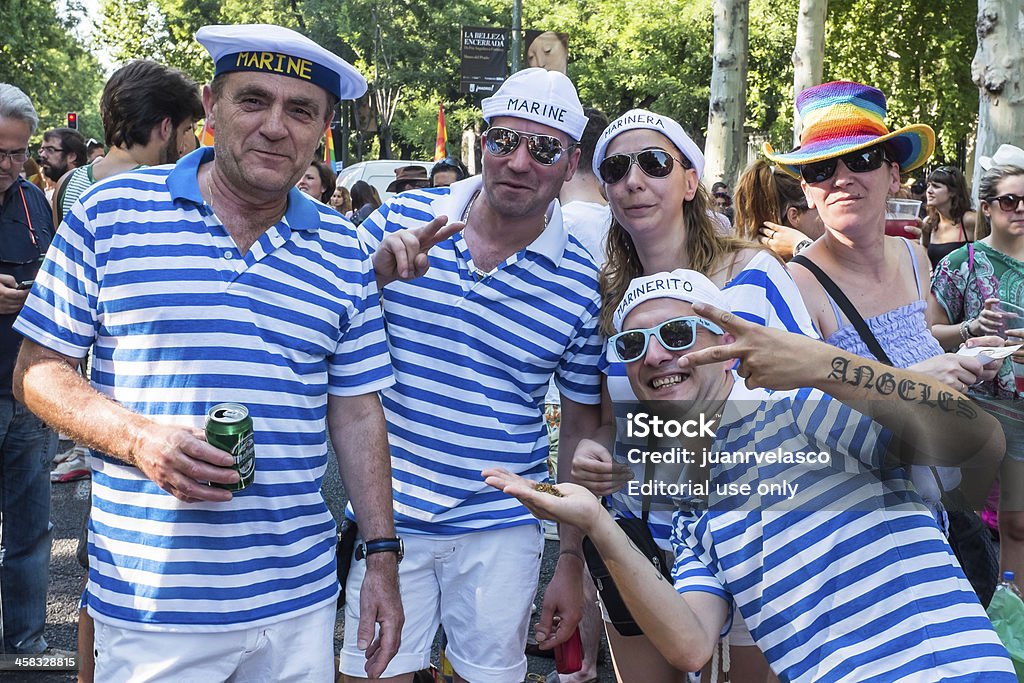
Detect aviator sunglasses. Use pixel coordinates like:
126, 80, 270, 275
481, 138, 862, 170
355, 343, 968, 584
798, 145, 890, 184
598, 148, 691, 184
607, 316, 725, 363
988, 194, 1024, 212
484, 126, 570, 166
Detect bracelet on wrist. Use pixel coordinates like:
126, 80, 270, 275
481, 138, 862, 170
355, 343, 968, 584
793, 238, 813, 256
960, 320, 972, 342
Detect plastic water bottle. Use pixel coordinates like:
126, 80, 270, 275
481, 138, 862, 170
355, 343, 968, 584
997, 570, 1022, 599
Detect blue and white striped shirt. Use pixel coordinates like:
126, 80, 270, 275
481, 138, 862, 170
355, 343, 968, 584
607, 250, 819, 547
14, 147, 394, 630
359, 177, 604, 534
670, 384, 1015, 682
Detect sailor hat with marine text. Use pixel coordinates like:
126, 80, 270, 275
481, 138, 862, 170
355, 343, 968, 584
481, 68, 587, 140
196, 24, 367, 101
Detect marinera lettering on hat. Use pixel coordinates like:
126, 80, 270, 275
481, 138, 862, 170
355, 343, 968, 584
612, 269, 729, 333
481, 67, 587, 140
593, 109, 707, 180
762, 80, 935, 178
196, 24, 367, 101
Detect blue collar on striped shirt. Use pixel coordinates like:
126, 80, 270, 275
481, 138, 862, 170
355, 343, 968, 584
434, 176, 568, 268
167, 146, 321, 232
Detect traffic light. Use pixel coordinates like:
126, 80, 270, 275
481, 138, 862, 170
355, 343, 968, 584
66, 112, 78, 130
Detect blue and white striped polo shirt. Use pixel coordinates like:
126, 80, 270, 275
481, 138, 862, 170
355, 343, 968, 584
670, 384, 1015, 682
14, 147, 394, 631
607, 250, 819, 547
359, 177, 604, 534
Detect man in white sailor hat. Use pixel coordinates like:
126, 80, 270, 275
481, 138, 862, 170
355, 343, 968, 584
343, 68, 604, 683
13, 24, 402, 681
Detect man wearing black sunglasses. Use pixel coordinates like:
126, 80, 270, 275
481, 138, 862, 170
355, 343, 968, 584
489, 268, 1015, 682
353, 68, 604, 683
0, 83, 59, 659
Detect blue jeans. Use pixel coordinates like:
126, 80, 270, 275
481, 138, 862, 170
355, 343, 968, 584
0, 397, 56, 654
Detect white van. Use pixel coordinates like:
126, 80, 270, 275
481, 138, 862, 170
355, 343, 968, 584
336, 160, 433, 201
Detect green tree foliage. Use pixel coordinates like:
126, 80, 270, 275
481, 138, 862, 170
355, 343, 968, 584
826, 0, 978, 161
1, 0, 105, 140
83, 0, 981, 164
528, 0, 713, 138
95, 0, 221, 80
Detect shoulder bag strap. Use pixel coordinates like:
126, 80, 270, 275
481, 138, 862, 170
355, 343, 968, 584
791, 254, 894, 366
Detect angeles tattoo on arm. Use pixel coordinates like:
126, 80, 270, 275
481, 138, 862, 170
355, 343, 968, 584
827, 357, 977, 419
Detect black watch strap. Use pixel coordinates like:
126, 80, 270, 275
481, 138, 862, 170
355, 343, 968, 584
355, 537, 404, 562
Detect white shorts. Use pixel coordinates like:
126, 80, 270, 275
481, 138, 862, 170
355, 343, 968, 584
340, 524, 544, 683
92, 602, 335, 683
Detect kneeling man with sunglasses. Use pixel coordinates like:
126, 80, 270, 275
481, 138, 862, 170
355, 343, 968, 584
343, 68, 604, 683
486, 269, 1016, 682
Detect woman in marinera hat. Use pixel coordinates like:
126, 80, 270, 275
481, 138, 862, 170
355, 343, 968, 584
764, 81, 1002, 600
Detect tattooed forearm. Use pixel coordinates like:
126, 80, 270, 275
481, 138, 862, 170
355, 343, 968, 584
829, 357, 978, 417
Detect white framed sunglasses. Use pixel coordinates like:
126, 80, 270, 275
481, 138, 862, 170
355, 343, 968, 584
607, 316, 725, 363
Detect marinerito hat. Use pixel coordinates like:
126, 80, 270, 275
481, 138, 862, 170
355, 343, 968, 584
762, 81, 934, 177
613, 269, 729, 333
481, 68, 587, 140
196, 24, 367, 101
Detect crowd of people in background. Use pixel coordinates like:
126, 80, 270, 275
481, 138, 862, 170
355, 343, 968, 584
2, 19, 1024, 683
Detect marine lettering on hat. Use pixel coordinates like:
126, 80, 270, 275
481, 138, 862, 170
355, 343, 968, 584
507, 97, 567, 123
234, 52, 313, 80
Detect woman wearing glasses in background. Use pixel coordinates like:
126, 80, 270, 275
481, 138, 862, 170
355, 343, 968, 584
572, 110, 817, 682
931, 162, 1024, 593
923, 165, 980, 268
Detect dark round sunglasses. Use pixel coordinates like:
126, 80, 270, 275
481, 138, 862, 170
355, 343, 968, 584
988, 194, 1024, 212
798, 145, 890, 184
598, 148, 691, 184
484, 126, 569, 166
607, 316, 725, 364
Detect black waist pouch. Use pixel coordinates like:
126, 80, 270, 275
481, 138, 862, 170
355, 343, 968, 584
582, 515, 671, 637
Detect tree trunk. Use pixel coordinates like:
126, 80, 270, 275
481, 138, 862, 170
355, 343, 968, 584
792, 0, 828, 146
372, 84, 403, 160
705, 0, 749, 189
971, 0, 1024, 196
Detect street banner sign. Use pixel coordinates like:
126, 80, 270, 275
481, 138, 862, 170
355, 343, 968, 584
461, 26, 509, 95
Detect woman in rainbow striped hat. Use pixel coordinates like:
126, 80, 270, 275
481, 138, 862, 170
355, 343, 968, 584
765, 81, 1003, 599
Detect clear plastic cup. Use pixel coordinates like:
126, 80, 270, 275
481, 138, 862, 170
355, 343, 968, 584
885, 199, 922, 239
997, 301, 1024, 338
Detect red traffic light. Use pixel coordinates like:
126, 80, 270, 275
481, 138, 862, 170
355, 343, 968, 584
67, 112, 78, 129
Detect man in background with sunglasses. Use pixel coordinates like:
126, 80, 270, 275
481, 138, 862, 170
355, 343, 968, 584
0, 84, 59, 660
490, 268, 1015, 681
349, 68, 604, 683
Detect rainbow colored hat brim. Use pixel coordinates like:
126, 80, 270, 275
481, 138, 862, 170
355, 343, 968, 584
762, 81, 935, 178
